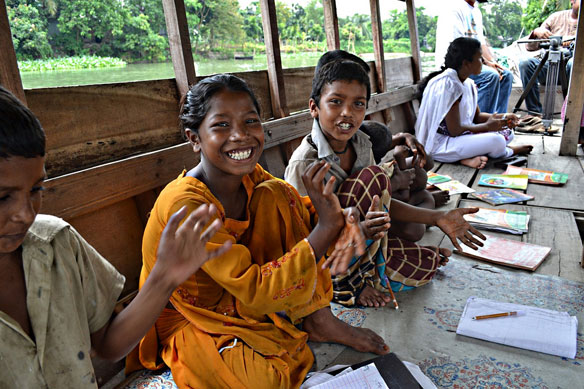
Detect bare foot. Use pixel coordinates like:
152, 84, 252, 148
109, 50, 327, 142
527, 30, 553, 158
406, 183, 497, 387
430, 189, 450, 207
426, 246, 452, 267
357, 285, 391, 307
460, 156, 488, 169
510, 145, 533, 155
304, 307, 390, 355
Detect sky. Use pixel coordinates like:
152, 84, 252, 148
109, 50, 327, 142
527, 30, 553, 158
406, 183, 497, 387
239, 0, 529, 18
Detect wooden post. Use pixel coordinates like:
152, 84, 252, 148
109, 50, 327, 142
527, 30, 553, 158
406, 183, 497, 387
0, 0, 26, 104
161, 0, 196, 98
370, 0, 386, 94
369, 0, 390, 124
323, 0, 340, 51
259, 0, 289, 119
560, 6, 584, 156
405, 0, 422, 83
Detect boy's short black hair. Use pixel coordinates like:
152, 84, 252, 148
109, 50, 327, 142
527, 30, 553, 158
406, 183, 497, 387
0, 86, 45, 158
310, 59, 371, 108
359, 120, 392, 163
314, 50, 370, 75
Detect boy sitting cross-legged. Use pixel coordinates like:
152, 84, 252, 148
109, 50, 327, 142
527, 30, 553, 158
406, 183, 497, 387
284, 56, 486, 308
0, 86, 231, 388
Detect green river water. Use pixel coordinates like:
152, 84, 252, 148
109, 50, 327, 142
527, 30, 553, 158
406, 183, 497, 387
21, 52, 434, 89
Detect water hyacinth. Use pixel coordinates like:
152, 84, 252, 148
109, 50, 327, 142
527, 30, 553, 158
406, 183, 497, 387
18, 56, 126, 72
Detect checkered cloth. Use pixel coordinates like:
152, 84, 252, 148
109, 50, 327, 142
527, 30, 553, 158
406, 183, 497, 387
333, 164, 440, 306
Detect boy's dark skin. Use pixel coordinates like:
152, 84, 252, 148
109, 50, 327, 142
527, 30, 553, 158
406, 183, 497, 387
305, 58, 489, 307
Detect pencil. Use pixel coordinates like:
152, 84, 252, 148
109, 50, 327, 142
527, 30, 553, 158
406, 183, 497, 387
384, 275, 399, 310
472, 311, 519, 320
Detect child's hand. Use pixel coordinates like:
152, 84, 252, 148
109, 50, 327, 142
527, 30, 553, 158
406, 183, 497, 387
322, 207, 366, 275
485, 114, 507, 132
502, 113, 519, 129
360, 195, 390, 240
302, 160, 344, 234
393, 145, 410, 170
154, 204, 232, 288
393, 133, 428, 168
434, 207, 486, 252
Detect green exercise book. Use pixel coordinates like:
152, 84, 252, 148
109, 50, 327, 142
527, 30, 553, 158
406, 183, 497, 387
463, 208, 529, 234
504, 165, 568, 185
427, 171, 452, 185
478, 174, 529, 190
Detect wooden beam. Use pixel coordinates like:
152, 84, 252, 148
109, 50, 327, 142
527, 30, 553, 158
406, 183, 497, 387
405, 0, 422, 83
161, 0, 196, 98
323, 0, 340, 51
259, 0, 289, 119
0, 0, 26, 104
560, 6, 584, 156
44, 86, 418, 219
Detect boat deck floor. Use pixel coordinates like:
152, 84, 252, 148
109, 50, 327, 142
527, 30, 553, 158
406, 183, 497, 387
309, 127, 584, 387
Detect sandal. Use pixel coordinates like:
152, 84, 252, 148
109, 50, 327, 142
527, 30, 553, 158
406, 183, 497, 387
493, 155, 528, 169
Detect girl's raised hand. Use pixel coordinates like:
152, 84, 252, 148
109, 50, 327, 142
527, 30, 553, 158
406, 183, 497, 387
154, 204, 232, 288
322, 207, 366, 275
302, 160, 344, 233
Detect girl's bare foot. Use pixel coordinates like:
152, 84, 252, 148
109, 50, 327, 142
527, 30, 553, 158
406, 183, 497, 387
303, 307, 390, 355
430, 189, 450, 206
460, 156, 488, 169
357, 285, 391, 307
510, 145, 533, 155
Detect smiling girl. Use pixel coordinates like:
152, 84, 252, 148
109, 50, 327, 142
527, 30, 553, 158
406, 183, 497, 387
128, 74, 390, 388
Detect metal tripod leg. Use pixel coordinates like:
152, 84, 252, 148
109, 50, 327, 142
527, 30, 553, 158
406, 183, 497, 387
513, 51, 549, 114
542, 48, 564, 131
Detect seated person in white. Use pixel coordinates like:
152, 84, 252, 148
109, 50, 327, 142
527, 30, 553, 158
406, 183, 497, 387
415, 38, 533, 169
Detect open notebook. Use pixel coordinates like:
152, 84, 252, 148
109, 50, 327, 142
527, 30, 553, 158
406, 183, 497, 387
456, 296, 578, 359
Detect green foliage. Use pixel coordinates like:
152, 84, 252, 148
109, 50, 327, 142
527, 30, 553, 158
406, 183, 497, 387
7, 3, 53, 60
523, 0, 572, 32
480, 0, 523, 47
18, 55, 126, 72
383, 8, 437, 52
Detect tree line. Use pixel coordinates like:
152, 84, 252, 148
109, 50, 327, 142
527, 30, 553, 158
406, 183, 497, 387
7, 0, 566, 63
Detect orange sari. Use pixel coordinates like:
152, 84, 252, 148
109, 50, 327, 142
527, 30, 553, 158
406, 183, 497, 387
127, 164, 332, 388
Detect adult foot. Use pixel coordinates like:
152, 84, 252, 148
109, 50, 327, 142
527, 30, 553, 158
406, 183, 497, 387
510, 145, 533, 155
430, 189, 450, 206
460, 156, 488, 169
357, 285, 391, 307
304, 307, 390, 355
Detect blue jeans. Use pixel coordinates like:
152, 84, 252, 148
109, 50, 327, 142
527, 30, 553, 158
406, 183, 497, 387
519, 57, 573, 113
469, 65, 513, 114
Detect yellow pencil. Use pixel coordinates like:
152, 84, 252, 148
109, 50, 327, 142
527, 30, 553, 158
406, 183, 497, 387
472, 311, 524, 320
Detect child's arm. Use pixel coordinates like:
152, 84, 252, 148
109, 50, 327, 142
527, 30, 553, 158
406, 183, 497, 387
389, 200, 486, 252
302, 160, 365, 275
444, 101, 507, 136
90, 204, 231, 361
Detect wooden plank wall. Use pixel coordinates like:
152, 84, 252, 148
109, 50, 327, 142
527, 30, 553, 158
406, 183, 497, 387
34, 57, 419, 296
